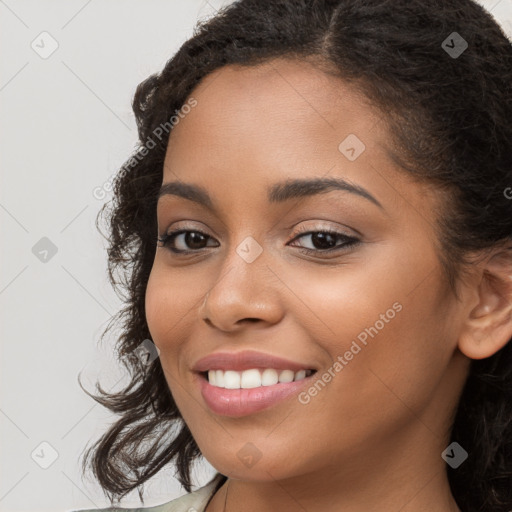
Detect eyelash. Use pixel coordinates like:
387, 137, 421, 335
156, 226, 360, 257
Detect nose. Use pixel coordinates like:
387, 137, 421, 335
199, 242, 284, 332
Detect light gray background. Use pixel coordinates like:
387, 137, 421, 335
1, 1, 511, 511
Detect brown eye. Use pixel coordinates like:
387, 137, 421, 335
288, 229, 360, 256
157, 229, 218, 253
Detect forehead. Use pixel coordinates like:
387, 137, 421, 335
164, 57, 390, 182
159, 56, 443, 227
184, 57, 373, 123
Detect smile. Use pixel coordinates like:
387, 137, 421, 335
205, 368, 315, 389
197, 368, 318, 417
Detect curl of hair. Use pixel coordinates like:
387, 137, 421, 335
79, 1, 512, 510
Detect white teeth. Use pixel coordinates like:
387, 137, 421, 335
224, 370, 241, 389
294, 369, 306, 381
215, 369, 224, 387
241, 369, 262, 388
206, 368, 313, 389
278, 370, 294, 383
261, 368, 278, 386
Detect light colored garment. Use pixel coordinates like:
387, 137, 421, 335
73, 473, 225, 512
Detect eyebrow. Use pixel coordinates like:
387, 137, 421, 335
157, 177, 384, 211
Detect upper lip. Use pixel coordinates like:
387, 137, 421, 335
192, 350, 317, 373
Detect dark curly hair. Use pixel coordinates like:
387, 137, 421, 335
79, 0, 512, 510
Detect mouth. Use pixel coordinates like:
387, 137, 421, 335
192, 350, 320, 416
196, 367, 319, 417
199, 368, 317, 389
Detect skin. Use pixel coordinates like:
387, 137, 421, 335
145, 57, 512, 512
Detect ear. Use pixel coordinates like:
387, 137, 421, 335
458, 246, 512, 360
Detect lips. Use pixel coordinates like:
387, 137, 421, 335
196, 368, 318, 417
192, 349, 317, 373
191, 350, 320, 417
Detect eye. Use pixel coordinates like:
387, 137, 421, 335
287, 228, 360, 256
156, 229, 218, 254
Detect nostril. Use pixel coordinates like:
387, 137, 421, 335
238, 318, 260, 325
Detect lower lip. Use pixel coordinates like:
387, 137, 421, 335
197, 372, 316, 417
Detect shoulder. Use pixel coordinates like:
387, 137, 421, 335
71, 474, 225, 512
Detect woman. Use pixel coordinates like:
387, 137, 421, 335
75, 0, 512, 511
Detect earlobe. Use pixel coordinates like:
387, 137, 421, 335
458, 247, 512, 360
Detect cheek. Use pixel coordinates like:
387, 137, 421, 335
145, 268, 167, 344
145, 262, 210, 396
282, 255, 403, 344
145, 269, 187, 404
335, 281, 453, 427
145, 262, 200, 347
145, 266, 189, 366
291, 250, 453, 417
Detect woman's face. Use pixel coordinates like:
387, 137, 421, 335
145, 58, 471, 483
